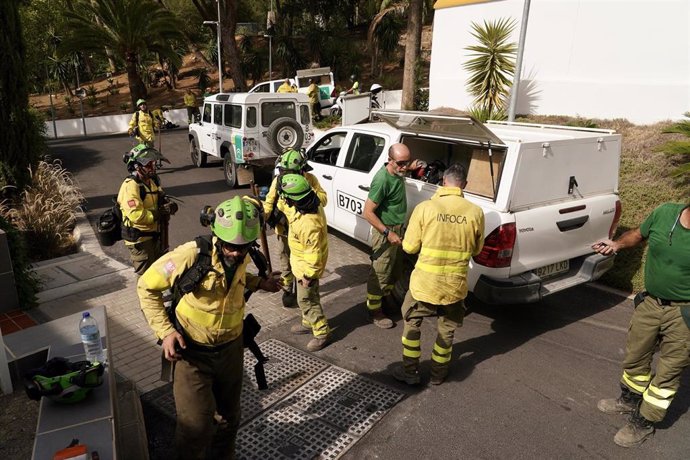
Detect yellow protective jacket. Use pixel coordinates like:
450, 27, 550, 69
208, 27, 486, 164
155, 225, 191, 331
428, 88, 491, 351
183, 93, 196, 107
287, 206, 328, 280
151, 108, 165, 123
277, 82, 296, 93
128, 110, 158, 144
137, 236, 262, 345
263, 173, 328, 236
117, 175, 162, 245
307, 83, 320, 104
402, 186, 485, 305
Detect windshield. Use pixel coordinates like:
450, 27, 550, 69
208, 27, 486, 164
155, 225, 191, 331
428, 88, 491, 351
261, 101, 296, 127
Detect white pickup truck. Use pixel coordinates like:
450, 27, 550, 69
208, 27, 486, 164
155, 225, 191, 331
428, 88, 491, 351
305, 111, 622, 304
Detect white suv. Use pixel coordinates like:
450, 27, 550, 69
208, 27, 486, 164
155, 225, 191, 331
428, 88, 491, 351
188, 92, 315, 187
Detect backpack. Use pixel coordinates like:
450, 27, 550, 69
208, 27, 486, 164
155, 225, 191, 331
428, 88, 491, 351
165, 235, 269, 389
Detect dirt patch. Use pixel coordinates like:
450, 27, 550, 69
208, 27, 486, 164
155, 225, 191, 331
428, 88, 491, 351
0, 389, 38, 460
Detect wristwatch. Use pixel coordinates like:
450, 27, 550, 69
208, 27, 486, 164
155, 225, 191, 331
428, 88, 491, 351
382, 227, 390, 237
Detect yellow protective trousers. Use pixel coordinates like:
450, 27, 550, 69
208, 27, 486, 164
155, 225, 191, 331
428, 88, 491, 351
400, 290, 465, 380
620, 295, 690, 422
366, 225, 403, 312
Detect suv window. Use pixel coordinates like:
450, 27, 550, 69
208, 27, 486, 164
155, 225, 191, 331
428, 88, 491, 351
261, 101, 296, 127
309, 132, 347, 166
344, 134, 385, 173
246, 106, 257, 128
203, 104, 212, 123
253, 83, 269, 93
213, 104, 222, 125
300, 105, 310, 125
224, 104, 242, 128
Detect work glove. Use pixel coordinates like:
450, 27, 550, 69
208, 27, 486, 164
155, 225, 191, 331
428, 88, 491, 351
161, 201, 179, 215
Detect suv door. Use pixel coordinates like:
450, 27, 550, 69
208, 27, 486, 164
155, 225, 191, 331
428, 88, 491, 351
332, 133, 388, 243
199, 103, 213, 153
210, 103, 224, 156
306, 131, 349, 224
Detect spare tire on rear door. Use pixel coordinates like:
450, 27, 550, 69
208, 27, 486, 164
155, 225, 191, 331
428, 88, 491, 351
267, 117, 304, 154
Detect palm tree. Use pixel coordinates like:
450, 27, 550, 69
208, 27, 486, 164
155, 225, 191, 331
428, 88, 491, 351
463, 18, 517, 121
61, 0, 184, 107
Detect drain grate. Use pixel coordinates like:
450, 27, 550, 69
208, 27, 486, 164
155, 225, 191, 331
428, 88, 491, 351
142, 339, 404, 459
241, 339, 329, 423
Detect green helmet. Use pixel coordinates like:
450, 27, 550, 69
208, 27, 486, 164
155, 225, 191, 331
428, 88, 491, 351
125, 144, 160, 170
280, 173, 312, 201
24, 357, 104, 404
136, 98, 147, 107
210, 196, 260, 244
279, 149, 309, 172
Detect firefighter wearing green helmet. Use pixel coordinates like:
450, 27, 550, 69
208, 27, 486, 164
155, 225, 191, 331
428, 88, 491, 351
128, 98, 160, 147
279, 173, 332, 351
137, 196, 281, 459
117, 144, 176, 275
263, 148, 328, 308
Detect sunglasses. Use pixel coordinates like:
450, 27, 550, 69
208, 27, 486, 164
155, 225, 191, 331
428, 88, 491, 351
389, 158, 411, 167
221, 241, 252, 253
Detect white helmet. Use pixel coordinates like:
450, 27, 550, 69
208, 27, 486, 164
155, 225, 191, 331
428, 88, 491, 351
370, 83, 383, 94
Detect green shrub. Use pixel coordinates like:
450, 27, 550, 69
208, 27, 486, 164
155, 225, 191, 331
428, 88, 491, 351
0, 160, 83, 262
0, 216, 39, 309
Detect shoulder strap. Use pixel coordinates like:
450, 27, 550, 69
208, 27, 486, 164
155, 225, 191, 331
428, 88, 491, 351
175, 235, 214, 296
135, 110, 139, 125
128, 174, 149, 201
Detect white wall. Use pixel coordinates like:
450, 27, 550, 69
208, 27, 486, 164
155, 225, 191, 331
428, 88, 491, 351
45, 108, 191, 139
430, 0, 690, 124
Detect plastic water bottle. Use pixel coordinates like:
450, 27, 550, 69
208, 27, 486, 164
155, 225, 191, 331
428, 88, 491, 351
79, 312, 104, 363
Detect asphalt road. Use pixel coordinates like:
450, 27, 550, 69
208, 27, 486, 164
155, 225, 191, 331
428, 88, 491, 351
48, 131, 689, 459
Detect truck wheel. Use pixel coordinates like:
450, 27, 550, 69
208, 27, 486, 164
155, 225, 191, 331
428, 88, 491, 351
267, 117, 304, 154
190, 138, 207, 167
223, 155, 238, 188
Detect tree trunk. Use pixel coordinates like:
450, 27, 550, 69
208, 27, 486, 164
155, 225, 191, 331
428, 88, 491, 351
401, 0, 423, 110
220, 1, 245, 91
125, 53, 147, 108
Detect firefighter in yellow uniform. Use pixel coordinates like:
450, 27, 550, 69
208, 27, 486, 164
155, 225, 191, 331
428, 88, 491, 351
184, 88, 198, 123
279, 174, 331, 352
394, 164, 484, 385
137, 197, 281, 459
128, 99, 159, 147
117, 145, 177, 275
277, 78, 297, 93
263, 149, 328, 308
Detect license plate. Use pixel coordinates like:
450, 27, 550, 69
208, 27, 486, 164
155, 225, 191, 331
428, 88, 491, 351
534, 260, 569, 279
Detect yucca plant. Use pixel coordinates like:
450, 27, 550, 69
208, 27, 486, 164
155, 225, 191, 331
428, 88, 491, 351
656, 112, 690, 177
0, 160, 84, 261
463, 18, 517, 121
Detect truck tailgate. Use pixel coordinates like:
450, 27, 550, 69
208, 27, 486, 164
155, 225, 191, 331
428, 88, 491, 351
511, 194, 619, 276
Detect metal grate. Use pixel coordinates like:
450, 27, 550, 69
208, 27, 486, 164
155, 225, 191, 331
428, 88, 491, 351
142, 339, 404, 459
241, 339, 329, 423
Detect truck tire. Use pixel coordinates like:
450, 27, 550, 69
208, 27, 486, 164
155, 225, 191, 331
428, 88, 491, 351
267, 117, 304, 154
190, 137, 207, 167
223, 154, 238, 188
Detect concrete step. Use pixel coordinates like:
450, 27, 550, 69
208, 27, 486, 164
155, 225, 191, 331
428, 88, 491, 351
115, 373, 150, 460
